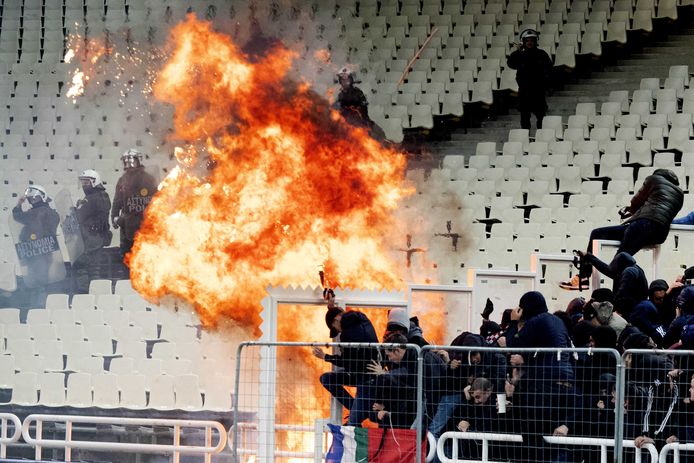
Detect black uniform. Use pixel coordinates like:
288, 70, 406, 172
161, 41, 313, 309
12, 201, 61, 287
111, 166, 157, 257
507, 46, 553, 130
76, 185, 112, 252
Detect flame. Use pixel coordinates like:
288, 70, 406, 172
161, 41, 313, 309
65, 69, 86, 100
127, 15, 411, 334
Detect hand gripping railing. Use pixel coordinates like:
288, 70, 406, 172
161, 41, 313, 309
437, 431, 523, 463
658, 442, 694, 463
544, 436, 658, 463
0, 413, 22, 458
22, 414, 227, 463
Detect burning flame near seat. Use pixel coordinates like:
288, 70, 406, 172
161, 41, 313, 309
127, 15, 411, 335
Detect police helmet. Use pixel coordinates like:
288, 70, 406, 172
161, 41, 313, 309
121, 148, 144, 169
24, 185, 48, 204
336, 66, 355, 84
79, 169, 102, 188
520, 29, 539, 41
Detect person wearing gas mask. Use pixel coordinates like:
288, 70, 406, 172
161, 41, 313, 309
506, 29, 553, 130
13, 185, 60, 243
12, 185, 61, 290
75, 170, 112, 252
111, 149, 158, 258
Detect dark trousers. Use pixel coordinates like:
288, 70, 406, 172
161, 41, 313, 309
580, 218, 670, 278
320, 370, 359, 411
518, 88, 547, 130
519, 382, 582, 463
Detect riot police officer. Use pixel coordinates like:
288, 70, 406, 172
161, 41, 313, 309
76, 170, 112, 252
111, 149, 158, 258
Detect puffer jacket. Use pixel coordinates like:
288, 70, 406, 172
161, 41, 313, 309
626, 169, 683, 226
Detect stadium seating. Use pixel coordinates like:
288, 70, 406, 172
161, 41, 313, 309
0, 283, 234, 411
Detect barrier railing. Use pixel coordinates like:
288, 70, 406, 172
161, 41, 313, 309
21, 414, 227, 463
437, 431, 523, 463
0, 413, 22, 458
658, 442, 694, 463
234, 342, 632, 463
543, 437, 658, 463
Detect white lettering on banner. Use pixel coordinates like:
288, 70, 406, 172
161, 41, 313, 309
125, 195, 152, 214
15, 236, 60, 260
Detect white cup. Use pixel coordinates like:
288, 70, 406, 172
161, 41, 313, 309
497, 393, 507, 414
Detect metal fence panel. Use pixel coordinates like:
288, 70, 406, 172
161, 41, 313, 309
622, 349, 694, 463
233, 341, 423, 463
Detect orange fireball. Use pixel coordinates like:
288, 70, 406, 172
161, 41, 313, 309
127, 16, 411, 334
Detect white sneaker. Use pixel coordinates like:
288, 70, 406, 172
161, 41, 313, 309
559, 275, 589, 291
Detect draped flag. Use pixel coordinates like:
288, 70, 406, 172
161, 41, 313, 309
326, 423, 424, 463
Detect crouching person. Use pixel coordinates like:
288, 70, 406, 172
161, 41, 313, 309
451, 378, 514, 461
368, 333, 419, 429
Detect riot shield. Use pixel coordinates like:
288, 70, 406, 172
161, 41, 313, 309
9, 202, 67, 288
53, 189, 85, 262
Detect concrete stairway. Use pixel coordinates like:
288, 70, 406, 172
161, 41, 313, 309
422, 17, 694, 165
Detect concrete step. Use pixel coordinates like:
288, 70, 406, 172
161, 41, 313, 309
424, 13, 694, 156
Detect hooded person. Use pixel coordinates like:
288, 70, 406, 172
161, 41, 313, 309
663, 285, 694, 348
575, 252, 648, 317
630, 297, 667, 348
649, 279, 676, 328
427, 331, 507, 453
561, 169, 683, 291
312, 304, 379, 426
385, 308, 428, 347
583, 301, 629, 339
505, 291, 578, 462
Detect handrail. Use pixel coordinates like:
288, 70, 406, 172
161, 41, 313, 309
437, 431, 523, 463
658, 442, 694, 463
544, 436, 658, 463
0, 413, 22, 458
22, 414, 227, 463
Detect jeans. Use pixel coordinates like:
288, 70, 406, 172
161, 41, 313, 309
673, 211, 694, 225
429, 393, 464, 463
347, 379, 377, 426
580, 218, 670, 278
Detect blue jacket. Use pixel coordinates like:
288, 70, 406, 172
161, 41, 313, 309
506, 292, 574, 383
629, 301, 666, 347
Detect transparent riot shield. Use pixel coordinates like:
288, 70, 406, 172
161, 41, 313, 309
9, 202, 67, 288
53, 189, 85, 262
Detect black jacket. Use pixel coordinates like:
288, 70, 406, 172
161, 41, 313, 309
626, 169, 683, 227
586, 252, 648, 317
507, 47, 553, 91
629, 300, 667, 347
76, 186, 112, 251
324, 311, 379, 375
111, 166, 158, 240
12, 202, 60, 242
444, 332, 507, 394
506, 295, 574, 383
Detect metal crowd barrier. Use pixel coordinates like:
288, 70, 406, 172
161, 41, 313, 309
21, 414, 227, 462
234, 342, 642, 463
0, 413, 22, 458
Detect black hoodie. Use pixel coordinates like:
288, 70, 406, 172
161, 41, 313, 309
506, 291, 574, 383
443, 332, 506, 394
